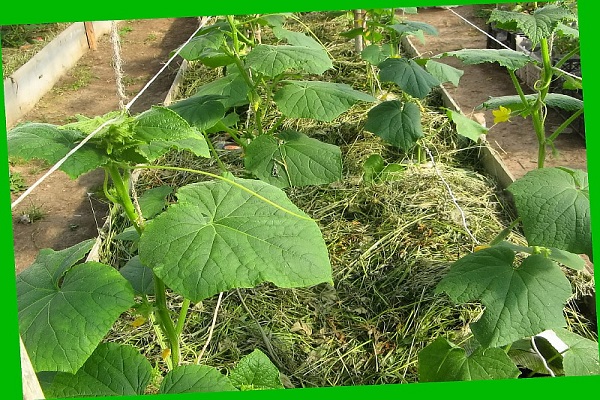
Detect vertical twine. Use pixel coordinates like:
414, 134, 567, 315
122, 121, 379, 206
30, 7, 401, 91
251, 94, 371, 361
110, 21, 128, 110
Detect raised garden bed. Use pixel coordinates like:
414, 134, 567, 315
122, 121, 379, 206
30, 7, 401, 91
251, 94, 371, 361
9, 6, 597, 398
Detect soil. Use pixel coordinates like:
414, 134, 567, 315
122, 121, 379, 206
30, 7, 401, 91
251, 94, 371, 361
407, 6, 587, 179
8, 17, 200, 273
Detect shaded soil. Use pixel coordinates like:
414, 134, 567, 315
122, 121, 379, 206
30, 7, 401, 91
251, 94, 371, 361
8, 17, 200, 273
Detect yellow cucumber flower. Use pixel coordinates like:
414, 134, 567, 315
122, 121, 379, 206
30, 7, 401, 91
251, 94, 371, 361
492, 106, 512, 124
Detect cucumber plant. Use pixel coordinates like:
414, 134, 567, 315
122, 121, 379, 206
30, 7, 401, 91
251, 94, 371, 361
9, 105, 333, 396
340, 7, 468, 163
171, 13, 376, 189
417, 4, 597, 381
435, 3, 583, 168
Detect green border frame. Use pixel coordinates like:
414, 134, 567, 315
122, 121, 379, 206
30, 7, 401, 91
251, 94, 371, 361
2, 1, 598, 399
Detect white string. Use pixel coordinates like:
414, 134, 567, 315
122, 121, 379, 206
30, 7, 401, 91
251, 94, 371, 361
444, 6, 582, 81
424, 146, 480, 245
110, 21, 128, 110
11, 17, 211, 210
196, 291, 224, 364
125, 17, 211, 111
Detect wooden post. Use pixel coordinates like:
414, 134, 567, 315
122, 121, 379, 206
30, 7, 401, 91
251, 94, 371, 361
353, 10, 366, 53
84, 22, 97, 50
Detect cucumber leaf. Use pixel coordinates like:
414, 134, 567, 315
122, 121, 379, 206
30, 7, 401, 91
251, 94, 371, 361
17, 240, 135, 373
436, 247, 572, 348
229, 349, 284, 390
364, 100, 423, 150
489, 5, 576, 44
160, 365, 237, 394
378, 58, 440, 99
508, 168, 591, 257
139, 179, 333, 302
274, 80, 376, 122
46, 343, 152, 397
435, 49, 533, 71
419, 337, 520, 381
246, 44, 332, 76
244, 130, 342, 188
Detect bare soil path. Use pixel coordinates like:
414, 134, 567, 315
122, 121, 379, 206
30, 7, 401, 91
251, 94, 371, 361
8, 17, 199, 273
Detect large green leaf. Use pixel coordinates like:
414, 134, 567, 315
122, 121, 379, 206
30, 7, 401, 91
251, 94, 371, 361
419, 337, 520, 382
489, 5, 576, 44
364, 100, 423, 150
132, 106, 199, 143
7, 123, 109, 179
244, 131, 342, 188
378, 58, 440, 99
168, 95, 227, 131
160, 365, 237, 394
136, 135, 210, 161
245, 44, 332, 76
436, 247, 572, 348
177, 29, 225, 61
478, 93, 583, 113
274, 80, 376, 122
195, 74, 250, 109
17, 240, 135, 373
425, 60, 463, 87
45, 343, 152, 397
435, 49, 534, 70
139, 179, 333, 302
272, 26, 322, 49
508, 168, 591, 257
229, 349, 284, 390
360, 44, 394, 66
120, 256, 155, 296
138, 185, 174, 220
554, 329, 600, 376
446, 109, 488, 142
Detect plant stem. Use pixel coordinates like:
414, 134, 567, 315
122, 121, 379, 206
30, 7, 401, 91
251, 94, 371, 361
490, 218, 521, 245
508, 69, 529, 107
175, 298, 191, 338
153, 278, 180, 367
202, 131, 228, 174
553, 45, 579, 71
107, 163, 180, 368
546, 107, 584, 143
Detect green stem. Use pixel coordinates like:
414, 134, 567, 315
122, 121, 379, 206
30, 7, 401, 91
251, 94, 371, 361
546, 107, 584, 143
490, 218, 521, 246
106, 163, 180, 368
133, 164, 312, 220
226, 15, 241, 55
266, 115, 286, 135
102, 169, 119, 204
175, 299, 191, 338
106, 164, 142, 234
153, 278, 180, 367
531, 109, 547, 168
508, 69, 530, 108
203, 131, 228, 174
554, 45, 580, 71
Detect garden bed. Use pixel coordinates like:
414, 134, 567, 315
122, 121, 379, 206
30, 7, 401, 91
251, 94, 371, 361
11, 6, 597, 398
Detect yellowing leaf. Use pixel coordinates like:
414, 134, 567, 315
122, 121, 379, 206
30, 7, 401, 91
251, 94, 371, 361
131, 316, 146, 327
492, 106, 512, 124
